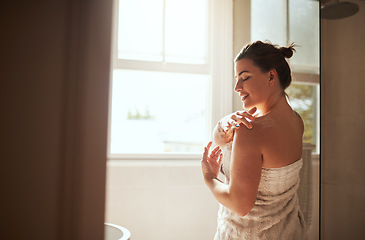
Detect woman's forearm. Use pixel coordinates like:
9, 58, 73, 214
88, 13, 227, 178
204, 177, 230, 205
204, 177, 251, 216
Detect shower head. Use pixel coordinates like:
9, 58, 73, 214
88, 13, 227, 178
321, 0, 359, 19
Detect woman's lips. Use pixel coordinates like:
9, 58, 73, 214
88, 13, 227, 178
241, 93, 249, 101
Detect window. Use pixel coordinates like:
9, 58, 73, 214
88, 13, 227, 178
286, 83, 319, 147
251, 0, 320, 152
109, 0, 233, 159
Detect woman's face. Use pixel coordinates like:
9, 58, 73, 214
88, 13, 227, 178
234, 58, 273, 111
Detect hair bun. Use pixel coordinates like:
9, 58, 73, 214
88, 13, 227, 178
279, 43, 296, 58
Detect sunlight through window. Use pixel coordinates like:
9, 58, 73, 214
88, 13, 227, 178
110, 0, 212, 155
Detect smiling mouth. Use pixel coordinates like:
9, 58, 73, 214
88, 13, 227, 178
241, 94, 249, 101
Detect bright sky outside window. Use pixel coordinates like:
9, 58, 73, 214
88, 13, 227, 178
117, 0, 207, 64
110, 0, 210, 155
110, 70, 209, 154
251, 0, 287, 47
164, 0, 207, 64
289, 0, 319, 72
118, 0, 164, 61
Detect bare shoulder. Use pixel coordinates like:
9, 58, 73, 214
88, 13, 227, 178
233, 114, 279, 151
237, 114, 275, 132
233, 109, 304, 168
233, 119, 267, 151
294, 110, 305, 134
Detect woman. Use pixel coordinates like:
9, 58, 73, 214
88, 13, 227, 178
201, 41, 307, 239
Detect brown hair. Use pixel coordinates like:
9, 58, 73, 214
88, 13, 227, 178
235, 41, 297, 90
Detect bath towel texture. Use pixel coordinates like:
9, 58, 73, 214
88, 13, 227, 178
214, 142, 308, 240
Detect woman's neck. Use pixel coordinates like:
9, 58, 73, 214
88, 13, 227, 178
257, 92, 288, 116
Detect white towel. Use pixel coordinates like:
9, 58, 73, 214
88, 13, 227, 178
214, 143, 308, 240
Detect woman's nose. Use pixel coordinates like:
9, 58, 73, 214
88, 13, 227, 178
234, 79, 241, 92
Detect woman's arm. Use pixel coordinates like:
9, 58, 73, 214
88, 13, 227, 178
202, 126, 262, 216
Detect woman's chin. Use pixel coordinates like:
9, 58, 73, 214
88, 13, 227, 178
242, 102, 260, 114
242, 102, 252, 110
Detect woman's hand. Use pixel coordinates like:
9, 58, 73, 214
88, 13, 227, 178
228, 107, 257, 129
201, 141, 222, 182
221, 107, 258, 142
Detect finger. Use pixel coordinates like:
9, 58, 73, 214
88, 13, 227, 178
231, 115, 253, 129
235, 111, 254, 120
205, 141, 212, 154
248, 107, 257, 115
230, 119, 239, 127
231, 114, 250, 125
202, 141, 213, 161
223, 122, 232, 132
217, 153, 223, 164
210, 148, 222, 159
225, 119, 238, 129
225, 122, 233, 129
202, 147, 209, 162
235, 108, 255, 115
242, 120, 253, 129
211, 146, 220, 154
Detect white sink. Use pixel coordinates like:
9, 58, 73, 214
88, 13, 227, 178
104, 223, 131, 240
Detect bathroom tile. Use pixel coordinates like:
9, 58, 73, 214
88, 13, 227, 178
321, 184, 365, 240
105, 186, 168, 240
166, 164, 205, 187
106, 164, 169, 188
324, 74, 365, 116
321, 117, 365, 188
165, 185, 219, 240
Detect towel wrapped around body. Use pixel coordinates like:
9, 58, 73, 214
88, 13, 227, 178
214, 142, 308, 240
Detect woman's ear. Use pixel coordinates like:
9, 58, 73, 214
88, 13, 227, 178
268, 69, 278, 86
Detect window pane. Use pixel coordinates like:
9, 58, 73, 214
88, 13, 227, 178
110, 69, 209, 154
289, 0, 319, 72
118, 0, 207, 64
251, 0, 287, 46
286, 84, 318, 146
165, 0, 207, 64
118, 0, 164, 61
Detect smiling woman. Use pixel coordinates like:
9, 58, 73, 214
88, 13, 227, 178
202, 41, 308, 240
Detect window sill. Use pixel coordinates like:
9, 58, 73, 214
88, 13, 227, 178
108, 153, 202, 161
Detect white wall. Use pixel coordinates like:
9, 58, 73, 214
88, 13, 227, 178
105, 160, 220, 240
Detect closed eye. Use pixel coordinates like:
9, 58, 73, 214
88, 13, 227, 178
235, 76, 250, 82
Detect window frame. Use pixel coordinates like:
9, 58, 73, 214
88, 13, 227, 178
107, 0, 234, 160
250, 0, 320, 154
291, 72, 320, 154
288, 0, 320, 154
